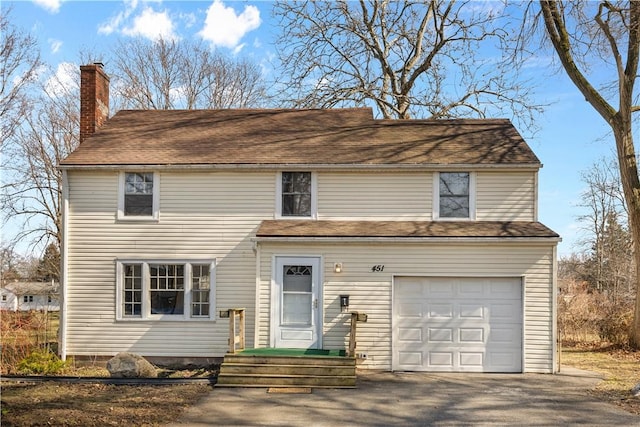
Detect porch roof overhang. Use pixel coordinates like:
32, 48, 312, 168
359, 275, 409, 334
254, 220, 561, 243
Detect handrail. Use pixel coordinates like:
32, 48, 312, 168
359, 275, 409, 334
228, 308, 246, 354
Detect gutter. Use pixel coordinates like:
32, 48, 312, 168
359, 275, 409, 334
252, 236, 562, 244
58, 163, 543, 171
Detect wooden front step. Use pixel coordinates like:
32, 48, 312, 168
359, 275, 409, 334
216, 353, 356, 388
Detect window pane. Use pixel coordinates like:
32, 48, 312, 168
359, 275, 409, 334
440, 196, 470, 218
124, 195, 153, 216
440, 172, 469, 196
151, 291, 184, 314
283, 265, 312, 292
191, 264, 211, 317
149, 264, 185, 315
124, 172, 153, 216
282, 172, 311, 216
283, 294, 312, 324
440, 172, 470, 218
282, 194, 311, 216
123, 263, 142, 317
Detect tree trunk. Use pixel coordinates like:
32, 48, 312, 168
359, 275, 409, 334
615, 125, 640, 347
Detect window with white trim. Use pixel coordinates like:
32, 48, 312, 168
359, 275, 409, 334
118, 172, 159, 220
434, 172, 475, 219
276, 171, 317, 218
23, 295, 34, 303
116, 260, 215, 320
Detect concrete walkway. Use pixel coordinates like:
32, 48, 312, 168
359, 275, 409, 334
169, 368, 639, 426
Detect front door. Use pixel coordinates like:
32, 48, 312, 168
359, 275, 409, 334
273, 256, 321, 349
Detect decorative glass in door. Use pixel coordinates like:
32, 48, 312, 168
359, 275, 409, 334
282, 265, 313, 325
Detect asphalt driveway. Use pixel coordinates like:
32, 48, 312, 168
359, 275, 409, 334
170, 367, 639, 426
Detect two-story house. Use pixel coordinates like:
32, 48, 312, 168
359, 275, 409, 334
59, 64, 560, 373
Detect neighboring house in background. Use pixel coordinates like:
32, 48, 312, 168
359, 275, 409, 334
0, 281, 60, 312
58, 63, 560, 373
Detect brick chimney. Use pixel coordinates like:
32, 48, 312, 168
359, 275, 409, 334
79, 63, 110, 143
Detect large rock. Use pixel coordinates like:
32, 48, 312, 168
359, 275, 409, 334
107, 352, 157, 378
632, 382, 640, 397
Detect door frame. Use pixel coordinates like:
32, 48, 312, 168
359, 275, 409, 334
270, 255, 323, 349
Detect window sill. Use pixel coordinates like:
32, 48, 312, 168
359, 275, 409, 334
116, 216, 160, 223
116, 317, 216, 322
432, 217, 475, 221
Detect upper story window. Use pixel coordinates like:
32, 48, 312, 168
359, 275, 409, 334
117, 260, 215, 321
277, 172, 317, 218
118, 172, 159, 220
434, 172, 475, 220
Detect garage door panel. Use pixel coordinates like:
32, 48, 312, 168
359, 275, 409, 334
397, 302, 423, 318
394, 277, 522, 373
398, 327, 422, 342
429, 352, 453, 368
459, 352, 484, 369
427, 279, 455, 297
429, 328, 454, 342
491, 302, 520, 319
459, 304, 484, 319
398, 351, 423, 366
459, 328, 484, 343
488, 326, 519, 343
428, 303, 453, 318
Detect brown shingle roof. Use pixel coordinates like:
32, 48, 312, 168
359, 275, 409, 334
256, 220, 559, 239
60, 108, 540, 167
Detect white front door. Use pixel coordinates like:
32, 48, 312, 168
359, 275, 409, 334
273, 256, 322, 349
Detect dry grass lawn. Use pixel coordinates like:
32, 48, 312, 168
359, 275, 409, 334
562, 346, 640, 415
1, 382, 212, 426
1, 346, 638, 425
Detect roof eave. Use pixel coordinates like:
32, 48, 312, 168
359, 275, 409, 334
253, 236, 561, 243
58, 162, 543, 171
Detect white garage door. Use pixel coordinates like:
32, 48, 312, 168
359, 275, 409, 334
393, 277, 522, 373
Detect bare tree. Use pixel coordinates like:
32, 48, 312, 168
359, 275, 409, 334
577, 157, 633, 300
273, 0, 540, 127
534, 1, 640, 346
111, 37, 267, 110
1, 65, 80, 255
0, 7, 43, 144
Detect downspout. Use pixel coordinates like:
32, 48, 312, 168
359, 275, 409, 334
552, 244, 559, 373
59, 169, 70, 360
253, 240, 261, 348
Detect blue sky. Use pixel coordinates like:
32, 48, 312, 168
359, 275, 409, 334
5, 0, 618, 256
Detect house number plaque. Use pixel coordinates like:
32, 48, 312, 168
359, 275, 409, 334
371, 265, 385, 272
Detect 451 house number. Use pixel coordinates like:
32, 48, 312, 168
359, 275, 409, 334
371, 265, 385, 272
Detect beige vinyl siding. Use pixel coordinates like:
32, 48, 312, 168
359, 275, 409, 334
258, 241, 555, 373
318, 171, 432, 220
65, 170, 274, 357
476, 171, 536, 221
316, 170, 537, 221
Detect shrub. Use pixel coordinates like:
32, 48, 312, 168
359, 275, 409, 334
17, 348, 70, 375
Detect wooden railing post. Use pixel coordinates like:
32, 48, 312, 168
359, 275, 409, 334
348, 311, 368, 357
348, 312, 357, 357
228, 308, 246, 354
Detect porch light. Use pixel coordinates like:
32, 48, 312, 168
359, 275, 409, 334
333, 263, 343, 273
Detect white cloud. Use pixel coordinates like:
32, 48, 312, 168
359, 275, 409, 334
33, 0, 61, 14
48, 38, 63, 54
99, 1, 176, 41
122, 7, 177, 40
198, 0, 261, 49
98, 0, 138, 35
45, 62, 77, 96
